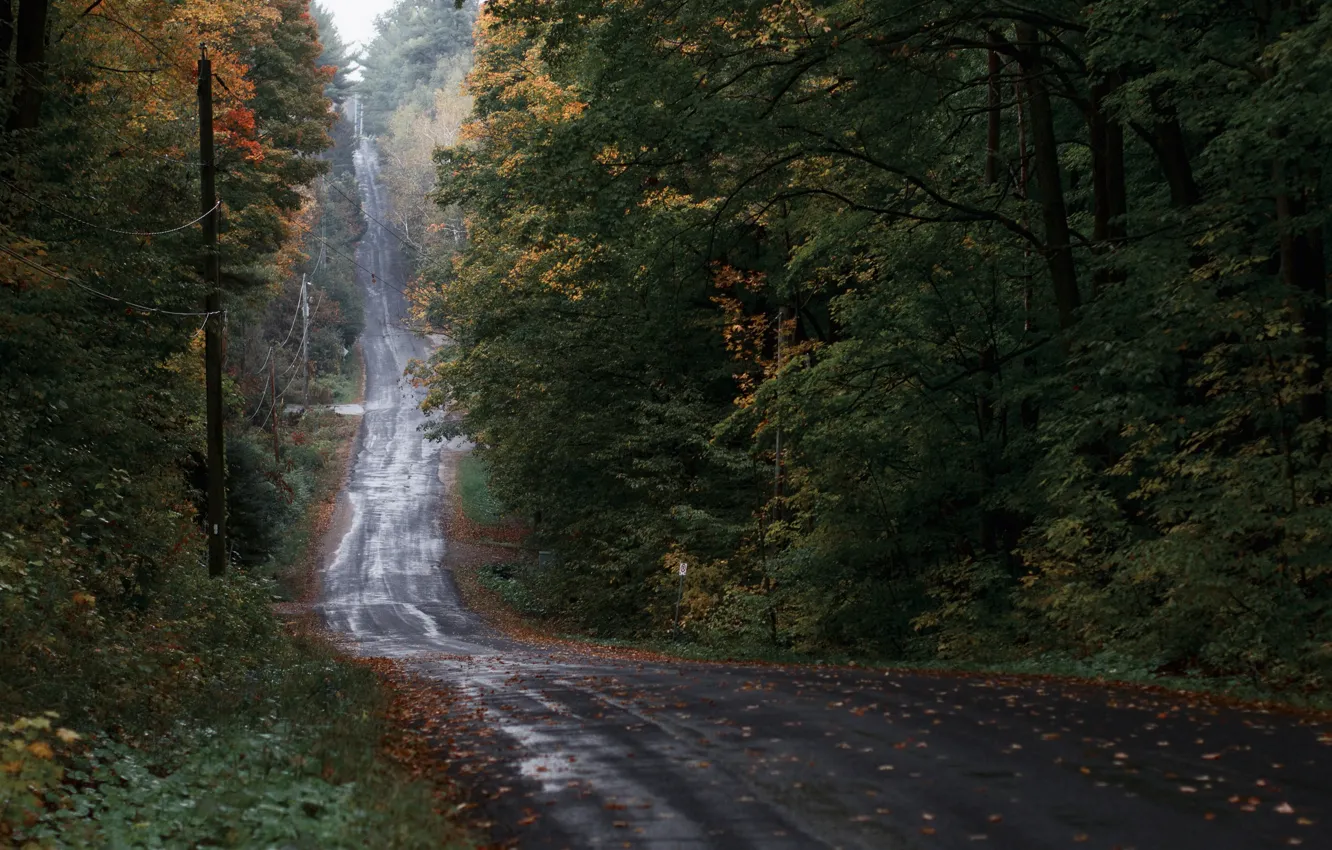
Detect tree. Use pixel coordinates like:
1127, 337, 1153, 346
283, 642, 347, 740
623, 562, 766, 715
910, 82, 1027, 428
1, 0, 340, 714
423, 0, 1332, 686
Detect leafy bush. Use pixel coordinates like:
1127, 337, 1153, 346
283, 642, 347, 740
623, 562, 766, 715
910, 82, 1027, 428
477, 561, 547, 618
6, 654, 467, 849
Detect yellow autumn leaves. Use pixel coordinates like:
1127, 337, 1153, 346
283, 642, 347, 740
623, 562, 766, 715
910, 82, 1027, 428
2, 714, 82, 839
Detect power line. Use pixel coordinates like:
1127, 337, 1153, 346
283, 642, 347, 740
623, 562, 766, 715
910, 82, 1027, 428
251, 341, 274, 377
298, 224, 413, 300
277, 281, 304, 349
324, 178, 423, 256
249, 367, 274, 421
279, 279, 310, 379
2, 179, 219, 236
0, 245, 221, 318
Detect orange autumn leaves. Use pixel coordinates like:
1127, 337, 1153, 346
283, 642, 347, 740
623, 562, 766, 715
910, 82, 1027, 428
59, 0, 280, 161
1, 715, 81, 838
461, 12, 587, 176
713, 265, 817, 410
217, 107, 265, 163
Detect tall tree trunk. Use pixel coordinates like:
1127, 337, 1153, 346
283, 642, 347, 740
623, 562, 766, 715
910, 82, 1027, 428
6, 0, 49, 132
984, 45, 1001, 186
1, 1, 14, 94
1153, 109, 1200, 207
1275, 176, 1328, 424
1016, 22, 1080, 330
1089, 72, 1128, 296
1012, 64, 1039, 432
978, 45, 1004, 557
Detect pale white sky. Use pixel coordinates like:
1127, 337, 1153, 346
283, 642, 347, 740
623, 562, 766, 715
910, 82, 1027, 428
316, 0, 397, 53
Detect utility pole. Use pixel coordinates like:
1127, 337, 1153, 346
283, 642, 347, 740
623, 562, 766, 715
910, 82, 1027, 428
301, 274, 311, 408
269, 353, 281, 462
199, 45, 227, 577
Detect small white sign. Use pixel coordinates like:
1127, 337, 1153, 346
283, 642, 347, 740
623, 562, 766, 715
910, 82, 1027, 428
678, 562, 688, 576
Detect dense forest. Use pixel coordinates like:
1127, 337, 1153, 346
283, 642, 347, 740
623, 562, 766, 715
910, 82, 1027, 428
4, 0, 1329, 842
414, 0, 1332, 690
0, 1, 463, 844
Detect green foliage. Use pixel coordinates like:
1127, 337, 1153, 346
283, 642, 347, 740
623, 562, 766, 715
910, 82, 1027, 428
423, 0, 1332, 690
0, 4, 460, 849
477, 561, 548, 618
5, 651, 467, 849
1, 0, 344, 702
226, 432, 300, 567
357, 0, 480, 138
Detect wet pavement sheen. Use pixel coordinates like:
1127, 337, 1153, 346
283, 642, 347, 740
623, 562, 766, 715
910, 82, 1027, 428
318, 130, 1332, 850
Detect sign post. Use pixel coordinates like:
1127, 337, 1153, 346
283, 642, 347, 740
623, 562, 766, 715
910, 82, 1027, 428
673, 561, 687, 641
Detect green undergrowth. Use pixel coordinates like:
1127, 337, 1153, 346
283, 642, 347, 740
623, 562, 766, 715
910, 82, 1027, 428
6, 638, 469, 849
3, 380, 471, 848
457, 454, 503, 526
269, 407, 359, 598
323, 343, 364, 405
475, 560, 547, 619
228, 348, 364, 593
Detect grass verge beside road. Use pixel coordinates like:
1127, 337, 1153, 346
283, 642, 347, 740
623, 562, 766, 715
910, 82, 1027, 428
457, 453, 503, 526
3, 346, 474, 849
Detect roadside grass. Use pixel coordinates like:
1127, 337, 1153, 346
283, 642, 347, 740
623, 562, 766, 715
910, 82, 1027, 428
8, 637, 471, 849
3, 345, 474, 848
268, 407, 361, 601
462, 557, 1332, 713
475, 560, 547, 619
323, 342, 365, 404
457, 454, 503, 526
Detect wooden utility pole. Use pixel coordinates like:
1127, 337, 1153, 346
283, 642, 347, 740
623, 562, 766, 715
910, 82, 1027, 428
199, 46, 227, 577
269, 353, 281, 462
301, 274, 311, 407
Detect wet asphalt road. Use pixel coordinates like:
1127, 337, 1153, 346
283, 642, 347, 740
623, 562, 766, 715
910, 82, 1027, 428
317, 128, 1332, 850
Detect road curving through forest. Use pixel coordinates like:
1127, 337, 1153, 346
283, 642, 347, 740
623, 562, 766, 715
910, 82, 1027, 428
316, 121, 1331, 850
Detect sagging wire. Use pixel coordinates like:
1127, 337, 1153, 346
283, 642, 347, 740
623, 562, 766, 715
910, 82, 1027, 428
2, 179, 220, 236
0, 244, 222, 319
325, 178, 423, 256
